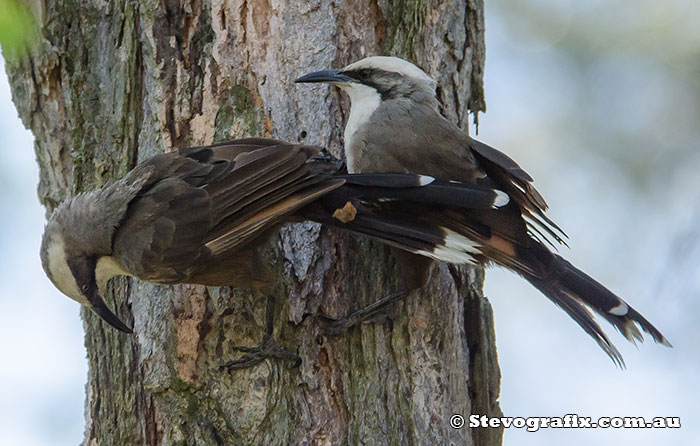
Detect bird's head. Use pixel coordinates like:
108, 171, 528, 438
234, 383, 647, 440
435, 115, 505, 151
295, 56, 437, 103
40, 207, 133, 333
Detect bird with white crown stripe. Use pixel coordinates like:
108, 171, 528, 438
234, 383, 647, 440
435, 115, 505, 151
297, 56, 671, 367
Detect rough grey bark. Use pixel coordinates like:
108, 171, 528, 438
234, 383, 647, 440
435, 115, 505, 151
6, 0, 502, 444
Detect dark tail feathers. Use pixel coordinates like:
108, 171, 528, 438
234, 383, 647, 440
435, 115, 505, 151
519, 246, 671, 367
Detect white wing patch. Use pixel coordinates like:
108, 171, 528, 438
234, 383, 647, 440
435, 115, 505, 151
418, 175, 435, 186
417, 228, 481, 265
493, 190, 510, 208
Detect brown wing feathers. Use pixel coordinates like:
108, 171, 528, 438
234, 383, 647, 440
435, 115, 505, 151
206, 179, 344, 255
205, 148, 311, 226
117, 141, 343, 281
194, 142, 343, 254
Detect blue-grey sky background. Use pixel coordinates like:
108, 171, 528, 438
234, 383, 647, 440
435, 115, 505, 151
0, 62, 87, 444
0, 0, 698, 444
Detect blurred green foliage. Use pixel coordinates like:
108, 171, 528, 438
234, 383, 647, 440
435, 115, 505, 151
0, 0, 36, 57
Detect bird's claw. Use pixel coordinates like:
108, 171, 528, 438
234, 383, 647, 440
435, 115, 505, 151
318, 314, 358, 336
221, 339, 300, 371
319, 289, 410, 336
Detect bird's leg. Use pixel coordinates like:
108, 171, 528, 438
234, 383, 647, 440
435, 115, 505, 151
320, 287, 411, 336
321, 250, 431, 335
221, 294, 300, 371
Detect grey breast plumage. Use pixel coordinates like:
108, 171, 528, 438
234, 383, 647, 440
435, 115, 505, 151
350, 99, 478, 179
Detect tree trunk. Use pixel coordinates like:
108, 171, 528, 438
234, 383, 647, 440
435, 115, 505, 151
6, 0, 502, 444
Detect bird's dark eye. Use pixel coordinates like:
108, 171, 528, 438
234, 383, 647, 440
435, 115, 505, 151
81, 284, 89, 292
358, 69, 371, 78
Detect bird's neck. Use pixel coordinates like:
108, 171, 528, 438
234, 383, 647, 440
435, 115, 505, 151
95, 256, 128, 292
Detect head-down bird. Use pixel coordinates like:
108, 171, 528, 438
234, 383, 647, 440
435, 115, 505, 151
41, 138, 509, 368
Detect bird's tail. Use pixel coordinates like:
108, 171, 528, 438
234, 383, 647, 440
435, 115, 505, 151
511, 243, 671, 367
302, 174, 671, 366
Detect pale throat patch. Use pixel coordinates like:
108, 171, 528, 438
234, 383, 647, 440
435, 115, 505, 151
45, 237, 87, 305
95, 256, 127, 293
338, 83, 381, 173
45, 236, 127, 306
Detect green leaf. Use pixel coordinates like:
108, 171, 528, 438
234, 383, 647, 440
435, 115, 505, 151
0, 0, 37, 55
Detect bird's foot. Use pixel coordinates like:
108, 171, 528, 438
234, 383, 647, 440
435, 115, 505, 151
221, 293, 300, 371
320, 289, 409, 336
220, 337, 300, 371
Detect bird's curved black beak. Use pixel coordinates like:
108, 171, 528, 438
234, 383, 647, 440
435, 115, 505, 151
295, 69, 353, 84
85, 286, 133, 333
